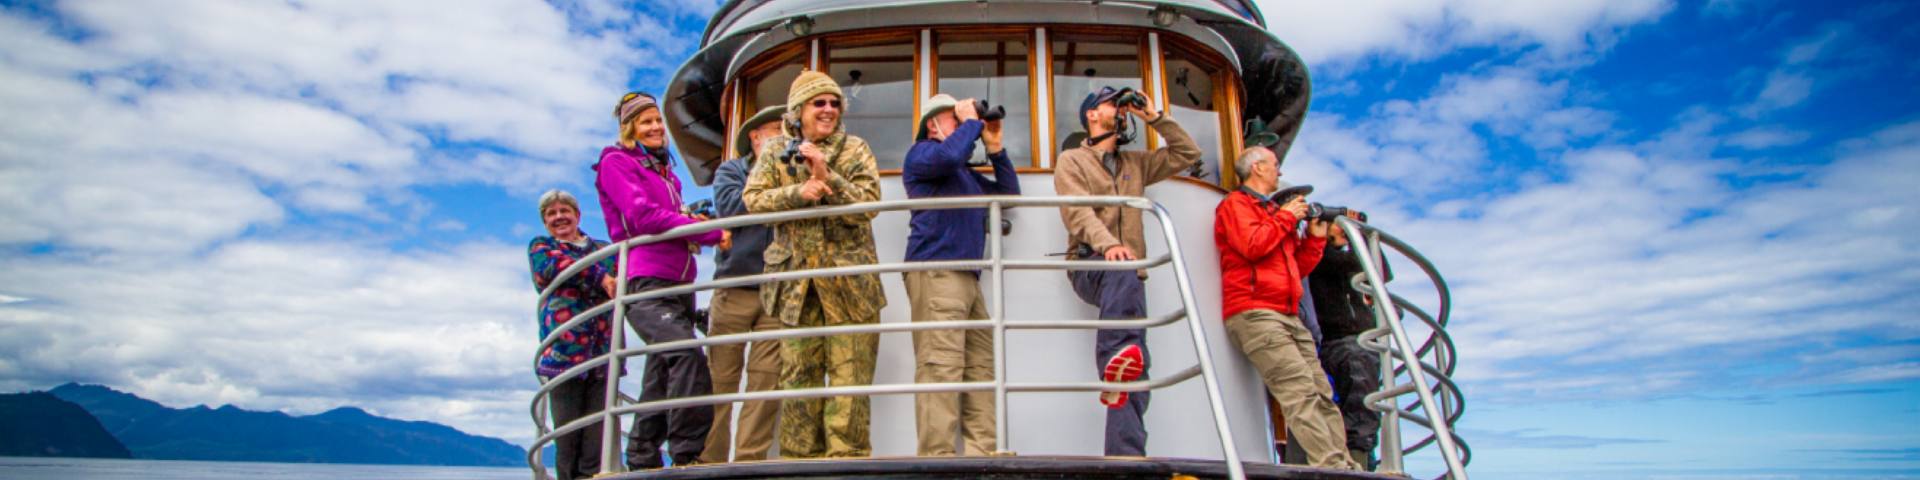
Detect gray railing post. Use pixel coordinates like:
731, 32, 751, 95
1367, 230, 1405, 474
600, 243, 629, 475
1149, 203, 1244, 480
990, 200, 1011, 454
1339, 217, 1467, 480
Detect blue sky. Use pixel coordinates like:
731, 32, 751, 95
1, 0, 1916, 478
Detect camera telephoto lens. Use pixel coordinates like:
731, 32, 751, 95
1307, 202, 1349, 221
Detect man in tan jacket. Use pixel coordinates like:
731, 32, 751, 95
1053, 86, 1201, 456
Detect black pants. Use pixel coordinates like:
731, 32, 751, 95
1068, 263, 1151, 457
622, 277, 714, 469
1323, 336, 1381, 453
548, 372, 609, 480
1283, 336, 1381, 469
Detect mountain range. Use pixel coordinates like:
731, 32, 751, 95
27, 383, 526, 467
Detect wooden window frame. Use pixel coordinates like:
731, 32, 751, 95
928, 27, 1043, 168
718, 25, 1242, 192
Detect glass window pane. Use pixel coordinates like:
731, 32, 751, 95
827, 40, 917, 170
937, 36, 1032, 166
1162, 55, 1224, 184
1051, 37, 1144, 154
745, 55, 805, 114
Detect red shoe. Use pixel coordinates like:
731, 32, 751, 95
1099, 344, 1144, 408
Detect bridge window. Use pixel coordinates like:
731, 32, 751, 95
936, 33, 1034, 167
825, 36, 917, 170
742, 47, 806, 118
1162, 42, 1228, 184
1050, 34, 1146, 155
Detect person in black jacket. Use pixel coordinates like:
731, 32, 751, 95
1302, 211, 1386, 469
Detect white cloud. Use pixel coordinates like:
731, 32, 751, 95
1288, 67, 1612, 195
0, 239, 544, 442
0, 0, 702, 254
1257, 0, 1672, 66
1725, 126, 1812, 150
0, 0, 720, 444
1380, 119, 1920, 401
1739, 25, 1844, 118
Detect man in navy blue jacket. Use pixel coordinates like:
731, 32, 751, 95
901, 93, 1020, 456
700, 106, 784, 463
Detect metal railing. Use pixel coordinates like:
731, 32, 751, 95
1335, 217, 1470, 480
527, 196, 1246, 480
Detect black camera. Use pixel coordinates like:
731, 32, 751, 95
689, 308, 709, 335
971, 99, 1007, 122
684, 199, 715, 219
1305, 202, 1349, 222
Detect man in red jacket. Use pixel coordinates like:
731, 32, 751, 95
1213, 146, 1359, 470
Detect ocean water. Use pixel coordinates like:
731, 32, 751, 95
0, 457, 532, 480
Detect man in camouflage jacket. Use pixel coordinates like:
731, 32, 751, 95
741, 69, 885, 459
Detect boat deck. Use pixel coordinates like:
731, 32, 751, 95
604, 456, 1401, 479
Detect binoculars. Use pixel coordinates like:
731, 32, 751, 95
1113, 88, 1148, 109
972, 99, 1007, 122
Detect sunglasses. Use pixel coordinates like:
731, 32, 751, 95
810, 98, 843, 109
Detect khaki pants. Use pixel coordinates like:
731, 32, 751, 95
700, 287, 783, 463
903, 270, 997, 456
1226, 309, 1359, 470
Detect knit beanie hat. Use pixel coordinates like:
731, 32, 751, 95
787, 69, 845, 114
616, 92, 657, 124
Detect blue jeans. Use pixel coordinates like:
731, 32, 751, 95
1067, 262, 1151, 456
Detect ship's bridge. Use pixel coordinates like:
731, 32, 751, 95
665, 0, 1309, 192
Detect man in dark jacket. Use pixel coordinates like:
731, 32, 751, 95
902, 93, 1020, 456
699, 106, 785, 463
1303, 211, 1386, 469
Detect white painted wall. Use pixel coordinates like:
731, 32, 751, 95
858, 173, 1277, 463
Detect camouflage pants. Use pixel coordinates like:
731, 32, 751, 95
779, 288, 879, 458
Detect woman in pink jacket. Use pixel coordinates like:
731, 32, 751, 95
595, 91, 726, 469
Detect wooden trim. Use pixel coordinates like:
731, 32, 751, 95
724, 25, 1241, 184
1218, 66, 1244, 190
1033, 27, 1053, 168
873, 167, 1227, 194
1142, 32, 1161, 151
739, 41, 808, 83
1027, 30, 1042, 168
913, 30, 924, 132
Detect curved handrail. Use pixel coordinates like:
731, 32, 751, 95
1335, 217, 1470, 480
528, 196, 1246, 480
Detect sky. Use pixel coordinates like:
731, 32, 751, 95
0, 0, 1916, 478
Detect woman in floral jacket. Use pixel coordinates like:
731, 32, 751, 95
529, 189, 616, 480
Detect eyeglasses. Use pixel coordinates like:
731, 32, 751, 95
810, 98, 843, 109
